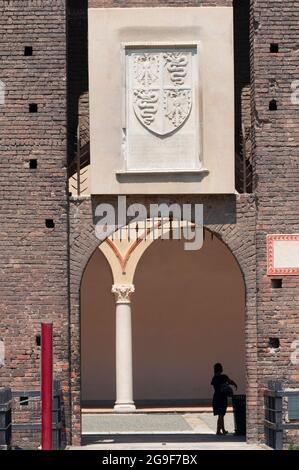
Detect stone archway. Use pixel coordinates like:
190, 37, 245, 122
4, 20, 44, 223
69, 195, 258, 445
80, 227, 246, 410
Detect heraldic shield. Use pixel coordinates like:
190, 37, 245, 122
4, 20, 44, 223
131, 50, 193, 137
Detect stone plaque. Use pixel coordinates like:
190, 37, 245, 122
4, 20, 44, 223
88, 7, 235, 194
123, 45, 201, 173
267, 235, 299, 275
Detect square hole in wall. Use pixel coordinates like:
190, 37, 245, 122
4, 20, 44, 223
271, 278, 282, 289
269, 99, 277, 111
24, 46, 33, 56
35, 334, 41, 346
270, 43, 279, 53
29, 103, 38, 113
29, 159, 37, 169
269, 338, 280, 349
45, 219, 55, 229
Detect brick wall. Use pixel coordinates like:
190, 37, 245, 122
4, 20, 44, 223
251, 0, 299, 445
0, 0, 70, 448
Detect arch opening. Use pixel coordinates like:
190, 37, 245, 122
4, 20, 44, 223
80, 226, 246, 408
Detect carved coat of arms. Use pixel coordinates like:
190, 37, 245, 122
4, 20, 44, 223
131, 50, 192, 136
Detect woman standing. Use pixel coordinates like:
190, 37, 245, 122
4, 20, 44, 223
211, 363, 238, 435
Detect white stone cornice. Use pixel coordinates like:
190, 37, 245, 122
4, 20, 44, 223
112, 284, 135, 304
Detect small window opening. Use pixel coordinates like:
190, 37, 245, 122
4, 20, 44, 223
269, 99, 277, 111
269, 338, 280, 349
29, 103, 38, 113
270, 43, 279, 53
24, 46, 33, 56
271, 278, 282, 289
29, 159, 37, 169
45, 219, 55, 229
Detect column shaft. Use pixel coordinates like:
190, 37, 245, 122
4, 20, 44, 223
112, 284, 136, 412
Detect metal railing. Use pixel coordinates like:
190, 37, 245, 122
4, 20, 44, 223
0, 379, 63, 450
0, 388, 12, 450
264, 382, 299, 450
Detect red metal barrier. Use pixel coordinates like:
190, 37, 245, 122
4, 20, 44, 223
41, 322, 53, 450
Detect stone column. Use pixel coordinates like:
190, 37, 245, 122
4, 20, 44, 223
112, 284, 136, 412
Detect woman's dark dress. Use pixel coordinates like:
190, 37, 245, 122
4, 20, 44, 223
211, 374, 229, 416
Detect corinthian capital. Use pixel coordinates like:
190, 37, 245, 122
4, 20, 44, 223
112, 284, 135, 304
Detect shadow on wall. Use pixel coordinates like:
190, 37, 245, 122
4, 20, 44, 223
67, 0, 89, 165
233, 0, 252, 193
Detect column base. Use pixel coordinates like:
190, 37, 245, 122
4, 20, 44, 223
114, 403, 136, 413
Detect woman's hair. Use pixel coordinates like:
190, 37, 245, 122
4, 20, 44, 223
214, 363, 223, 374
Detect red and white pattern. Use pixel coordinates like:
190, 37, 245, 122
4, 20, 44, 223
267, 234, 299, 276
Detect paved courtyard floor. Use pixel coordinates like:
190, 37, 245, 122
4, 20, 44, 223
70, 412, 265, 450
